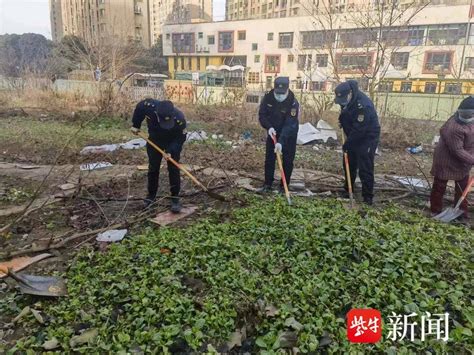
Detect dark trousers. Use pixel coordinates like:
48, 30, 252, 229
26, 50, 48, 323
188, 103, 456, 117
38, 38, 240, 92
264, 135, 297, 187
146, 138, 181, 198
430, 176, 469, 217
343, 140, 378, 200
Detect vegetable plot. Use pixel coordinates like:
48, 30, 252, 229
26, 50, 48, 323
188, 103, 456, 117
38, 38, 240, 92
8, 197, 473, 353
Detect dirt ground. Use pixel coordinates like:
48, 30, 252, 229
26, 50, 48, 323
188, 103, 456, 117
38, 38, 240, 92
0, 108, 470, 349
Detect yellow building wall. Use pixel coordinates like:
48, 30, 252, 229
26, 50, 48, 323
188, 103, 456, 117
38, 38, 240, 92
168, 56, 225, 75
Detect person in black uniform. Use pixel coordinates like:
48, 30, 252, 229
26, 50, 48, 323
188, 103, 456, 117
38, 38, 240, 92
335, 80, 381, 205
257, 77, 300, 193
131, 99, 186, 212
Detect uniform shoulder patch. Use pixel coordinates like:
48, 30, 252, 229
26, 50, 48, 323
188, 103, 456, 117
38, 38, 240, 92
357, 115, 364, 122
291, 108, 297, 117
357, 102, 363, 109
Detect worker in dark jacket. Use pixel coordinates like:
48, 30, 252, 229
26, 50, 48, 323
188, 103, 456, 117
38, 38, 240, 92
131, 99, 186, 212
335, 80, 381, 205
430, 96, 474, 219
258, 77, 300, 193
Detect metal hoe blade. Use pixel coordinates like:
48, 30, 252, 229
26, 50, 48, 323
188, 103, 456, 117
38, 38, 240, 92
433, 207, 464, 223
7, 269, 67, 297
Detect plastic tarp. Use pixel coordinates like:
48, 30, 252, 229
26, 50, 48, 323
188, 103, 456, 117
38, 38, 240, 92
297, 121, 337, 145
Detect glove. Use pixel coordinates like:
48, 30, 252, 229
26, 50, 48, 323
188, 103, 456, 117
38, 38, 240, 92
342, 142, 349, 152
274, 142, 282, 154
268, 127, 276, 139
130, 127, 140, 135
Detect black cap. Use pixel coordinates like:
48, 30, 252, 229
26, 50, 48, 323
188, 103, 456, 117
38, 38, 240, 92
156, 100, 175, 130
334, 82, 352, 105
274, 77, 289, 94
458, 96, 474, 110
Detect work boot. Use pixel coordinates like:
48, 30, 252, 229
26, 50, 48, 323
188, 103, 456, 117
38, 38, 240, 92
143, 195, 156, 209
170, 197, 182, 214
363, 197, 373, 206
256, 185, 272, 194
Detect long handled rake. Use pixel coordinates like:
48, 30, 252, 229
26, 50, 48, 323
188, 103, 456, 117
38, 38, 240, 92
271, 134, 292, 205
137, 131, 227, 202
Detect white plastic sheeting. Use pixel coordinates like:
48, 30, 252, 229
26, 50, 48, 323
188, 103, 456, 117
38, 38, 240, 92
297, 121, 337, 145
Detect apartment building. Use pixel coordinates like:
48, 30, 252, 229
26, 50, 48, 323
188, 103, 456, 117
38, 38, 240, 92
50, 0, 212, 48
150, 0, 213, 44
225, 0, 472, 21
49, 0, 151, 47
163, 3, 474, 94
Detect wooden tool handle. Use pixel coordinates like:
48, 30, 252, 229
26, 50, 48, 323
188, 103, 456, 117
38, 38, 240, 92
137, 131, 208, 192
455, 176, 474, 208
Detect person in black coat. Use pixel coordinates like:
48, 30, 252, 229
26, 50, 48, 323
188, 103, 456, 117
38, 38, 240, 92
131, 99, 186, 212
335, 80, 380, 205
257, 77, 300, 193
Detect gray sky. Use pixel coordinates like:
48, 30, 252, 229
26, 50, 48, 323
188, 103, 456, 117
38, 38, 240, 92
0, 0, 226, 39
0, 0, 52, 38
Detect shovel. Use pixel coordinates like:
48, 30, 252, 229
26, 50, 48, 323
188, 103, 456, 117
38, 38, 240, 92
433, 177, 473, 223
0, 266, 67, 297
271, 134, 292, 205
341, 133, 354, 209
136, 131, 227, 202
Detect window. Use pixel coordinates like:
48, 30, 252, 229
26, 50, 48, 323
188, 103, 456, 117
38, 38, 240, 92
197, 58, 201, 70
198, 32, 203, 39
267, 32, 274, 40
300, 31, 335, 48
280, 10, 286, 17
311, 81, 324, 91
423, 51, 452, 73
172, 33, 195, 53
464, 57, 474, 71
246, 95, 260, 103
252, 43, 258, 51
401, 81, 412, 92
315, 54, 328, 68
266, 76, 273, 90
338, 53, 372, 71
254, 55, 260, 63
208, 35, 215, 45
382, 26, 425, 46
248, 72, 260, 84
238, 31, 246, 40
339, 29, 377, 48
99, 8, 105, 17
278, 32, 294, 48
166, 33, 170, 40
288, 54, 294, 63
218, 31, 234, 52
427, 24, 467, 46
206, 57, 209, 66
265, 55, 281, 73
224, 56, 247, 66
298, 54, 312, 70
390, 52, 409, 70
444, 83, 462, 94
378, 81, 393, 92
424, 82, 437, 93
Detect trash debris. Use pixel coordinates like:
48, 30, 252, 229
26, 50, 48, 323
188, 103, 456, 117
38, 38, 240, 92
16, 164, 40, 170
393, 176, 429, 189
186, 130, 208, 142
30, 309, 45, 324
79, 162, 113, 171
241, 130, 252, 140
0, 253, 53, 279
406, 144, 423, 154
150, 206, 198, 226
297, 121, 337, 145
265, 304, 279, 317
59, 183, 76, 190
69, 328, 98, 348
120, 138, 146, 150
432, 135, 440, 145
80, 144, 119, 155
136, 165, 148, 171
42, 337, 60, 350
13, 306, 31, 323
227, 329, 243, 350
96, 229, 128, 242
289, 180, 306, 191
